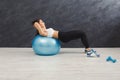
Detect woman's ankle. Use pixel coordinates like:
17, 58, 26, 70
85, 48, 91, 51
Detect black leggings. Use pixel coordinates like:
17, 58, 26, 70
58, 30, 90, 48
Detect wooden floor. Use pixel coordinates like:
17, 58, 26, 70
0, 48, 120, 80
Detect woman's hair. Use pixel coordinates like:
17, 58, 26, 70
32, 19, 40, 25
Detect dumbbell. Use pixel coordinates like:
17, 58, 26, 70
106, 56, 117, 63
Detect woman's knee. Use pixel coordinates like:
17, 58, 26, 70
80, 31, 86, 36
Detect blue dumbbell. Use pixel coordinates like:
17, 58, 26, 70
106, 56, 117, 63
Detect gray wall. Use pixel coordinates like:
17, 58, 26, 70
0, 0, 120, 47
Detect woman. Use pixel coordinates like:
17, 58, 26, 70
32, 19, 100, 57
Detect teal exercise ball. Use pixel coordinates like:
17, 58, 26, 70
32, 35, 61, 56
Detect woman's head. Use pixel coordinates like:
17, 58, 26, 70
32, 19, 40, 35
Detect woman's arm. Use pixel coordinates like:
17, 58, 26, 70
38, 19, 59, 39
39, 19, 47, 32
34, 22, 48, 36
33, 19, 59, 39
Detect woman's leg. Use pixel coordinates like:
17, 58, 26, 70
58, 30, 100, 57
58, 30, 90, 49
